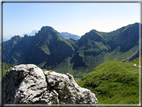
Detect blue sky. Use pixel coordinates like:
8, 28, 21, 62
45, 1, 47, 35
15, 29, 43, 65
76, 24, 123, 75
3, 2, 140, 40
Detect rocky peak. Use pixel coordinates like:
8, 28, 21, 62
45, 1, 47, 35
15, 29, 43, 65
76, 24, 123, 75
11, 35, 21, 41
78, 29, 105, 47
2, 64, 98, 104
36, 26, 62, 42
24, 34, 29, 38
40, 26, 54, 32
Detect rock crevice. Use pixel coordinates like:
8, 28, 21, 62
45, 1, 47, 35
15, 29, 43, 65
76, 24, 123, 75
2, 64, 98, 104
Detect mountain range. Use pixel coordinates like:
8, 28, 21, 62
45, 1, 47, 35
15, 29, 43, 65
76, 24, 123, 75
2, 22, 140, 78
3, 30, 80, 42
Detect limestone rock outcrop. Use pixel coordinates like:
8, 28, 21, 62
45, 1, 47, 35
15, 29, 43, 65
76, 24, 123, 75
2, 64, 98, 104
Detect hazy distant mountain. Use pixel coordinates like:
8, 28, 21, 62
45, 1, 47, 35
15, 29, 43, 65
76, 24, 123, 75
2, 22, 140, 78
22, 30, 38, 37
29, 30, 38, 36
60, 32, 81, 40
3, 38, 9, 42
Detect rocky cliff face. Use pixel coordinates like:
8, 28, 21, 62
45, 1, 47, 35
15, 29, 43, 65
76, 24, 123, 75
2, 64, 98, 104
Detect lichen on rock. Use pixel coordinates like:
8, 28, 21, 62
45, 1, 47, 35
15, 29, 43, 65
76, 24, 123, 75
2, 64, 98, 104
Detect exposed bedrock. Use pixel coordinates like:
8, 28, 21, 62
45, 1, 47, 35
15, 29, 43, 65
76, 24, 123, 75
2, 64, 98, 104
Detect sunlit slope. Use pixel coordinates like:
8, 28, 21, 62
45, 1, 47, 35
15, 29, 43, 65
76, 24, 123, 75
77, 60, 139, 104
0, 62, 14, 77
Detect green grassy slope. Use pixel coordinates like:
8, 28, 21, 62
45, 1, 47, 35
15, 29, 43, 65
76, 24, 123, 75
0, 62, 14, 77
130, 57, 140, 65
77, 58, 139, 104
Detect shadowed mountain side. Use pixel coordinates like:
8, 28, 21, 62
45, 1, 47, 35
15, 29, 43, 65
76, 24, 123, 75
71, 53, 88, 69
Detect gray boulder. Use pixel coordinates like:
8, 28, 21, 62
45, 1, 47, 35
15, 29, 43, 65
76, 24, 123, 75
2, 64, 98, 104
